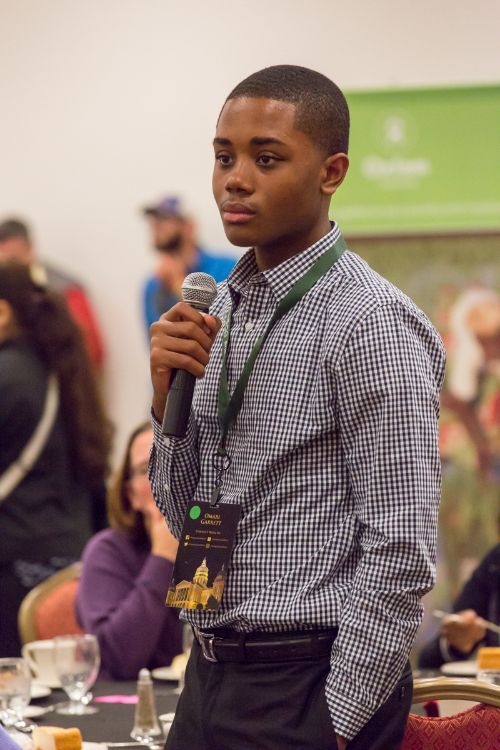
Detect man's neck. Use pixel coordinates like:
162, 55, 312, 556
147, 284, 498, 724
254, 220, 332, 271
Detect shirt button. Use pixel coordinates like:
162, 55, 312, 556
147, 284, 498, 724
244, 321, 255, 333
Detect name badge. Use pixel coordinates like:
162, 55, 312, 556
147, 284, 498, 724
166, 501, 241, 612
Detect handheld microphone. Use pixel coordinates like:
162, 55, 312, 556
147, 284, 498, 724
162, 272, 218, 438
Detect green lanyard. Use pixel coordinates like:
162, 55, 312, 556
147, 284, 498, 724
217, 235, 347, 459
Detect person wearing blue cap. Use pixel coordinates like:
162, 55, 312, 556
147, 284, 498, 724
141, 196, 236, 333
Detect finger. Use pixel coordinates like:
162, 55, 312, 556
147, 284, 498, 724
443, 614, 462, 625
152, 319, 215, 354
163, 301, 209, 325
460, 610, 479, 624
151, 348, 207, 379
155, 330, 213, 364
150, 302, 208, 341
150, 330, 212, 377
201, 314, 222, 337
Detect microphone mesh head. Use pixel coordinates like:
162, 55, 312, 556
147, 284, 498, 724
181, 272, 218, 310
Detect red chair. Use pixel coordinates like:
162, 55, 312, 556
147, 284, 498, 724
402, 677, 500, 749
17, 562, 83, 644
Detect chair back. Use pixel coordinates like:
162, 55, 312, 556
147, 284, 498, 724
402, 677, 500, 750
18, 562, 83, 644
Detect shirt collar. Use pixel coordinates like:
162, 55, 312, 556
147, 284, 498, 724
226, 222, 342, 304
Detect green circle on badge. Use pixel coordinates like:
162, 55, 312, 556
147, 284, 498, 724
190, 505, 202, 520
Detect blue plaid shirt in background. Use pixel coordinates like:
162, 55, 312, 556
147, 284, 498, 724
150, 223, 446, 740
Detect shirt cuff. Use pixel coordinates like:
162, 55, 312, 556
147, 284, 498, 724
439, 635, 476, 662
151, 407, 196, 452
439, 636, 454, 663
326, 683, 376, 741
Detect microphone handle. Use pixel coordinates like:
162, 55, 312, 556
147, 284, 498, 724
162, 368, 196, 438
161, 300, 210, 438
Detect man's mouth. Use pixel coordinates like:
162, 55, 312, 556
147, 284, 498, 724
221, 202, 256, 224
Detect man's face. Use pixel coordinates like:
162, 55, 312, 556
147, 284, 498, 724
0, 237, 33, 263
150, 216, 185, 253
212, 97, 331, 263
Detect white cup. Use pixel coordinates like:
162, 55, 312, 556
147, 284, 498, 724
158, 712, 176, 738
21, 640, 61, 687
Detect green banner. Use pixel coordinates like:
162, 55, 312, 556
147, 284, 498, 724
331, 85, 500, 235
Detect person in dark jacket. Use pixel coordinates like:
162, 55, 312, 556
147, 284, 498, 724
0, 260, 112, 656
418, 542, 500, 668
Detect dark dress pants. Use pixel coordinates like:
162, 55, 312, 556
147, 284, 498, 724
165, 640, 413, 750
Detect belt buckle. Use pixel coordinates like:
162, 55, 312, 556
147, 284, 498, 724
198, 631, 218, 662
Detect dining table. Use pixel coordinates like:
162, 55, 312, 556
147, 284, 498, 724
29, 678, 179, 745
24, 668, 474, 745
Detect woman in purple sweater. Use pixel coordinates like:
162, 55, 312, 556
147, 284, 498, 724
76, 423, 182, 679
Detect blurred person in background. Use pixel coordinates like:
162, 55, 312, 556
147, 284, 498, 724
418, 535, 500, 669
76, 422, 183, 679
141, 195, 236, 332
0, 260, 113, 656
0, 218, 105, 371
443, 286, 500, 478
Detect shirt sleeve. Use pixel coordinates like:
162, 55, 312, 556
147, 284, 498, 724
149, 412, 200, 538
327, 302, 445, 740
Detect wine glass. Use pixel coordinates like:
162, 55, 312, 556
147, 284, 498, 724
53, 634, 100, 714
173, 624, 193, 695
0, 658, 32, 727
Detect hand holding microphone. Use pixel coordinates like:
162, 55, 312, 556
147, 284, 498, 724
149, 272, 220, 436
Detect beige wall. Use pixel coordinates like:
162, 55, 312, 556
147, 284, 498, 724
1, 0, 499, 461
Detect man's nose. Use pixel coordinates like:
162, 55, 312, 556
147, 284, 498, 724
224, 161, 253, 193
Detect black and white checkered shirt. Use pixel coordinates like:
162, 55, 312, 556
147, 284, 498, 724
150, 223, 446, 740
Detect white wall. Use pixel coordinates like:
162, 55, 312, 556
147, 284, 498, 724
1, 0, 499, 461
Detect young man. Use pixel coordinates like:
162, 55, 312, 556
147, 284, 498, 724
149, 65, 445, 750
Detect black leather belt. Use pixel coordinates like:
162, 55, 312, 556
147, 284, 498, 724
193, 627, 338, 663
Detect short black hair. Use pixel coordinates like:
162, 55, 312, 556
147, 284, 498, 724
225, 64, 349, 155
0, 218, 31, 244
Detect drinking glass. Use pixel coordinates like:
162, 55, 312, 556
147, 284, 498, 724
173, 624, 193, 695
53, 634, 100, 714
0, 658, 32, 727
182, 623, 194, 655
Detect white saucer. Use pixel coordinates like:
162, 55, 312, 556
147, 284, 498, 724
151, 666, 181, 681
23, 704, 46, 718
441, 660, 477, 676
31, 684, 51, 699
32, 677, 61, 689
83, 744, 107, 750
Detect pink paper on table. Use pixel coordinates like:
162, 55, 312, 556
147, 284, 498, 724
94, 694, 138, 704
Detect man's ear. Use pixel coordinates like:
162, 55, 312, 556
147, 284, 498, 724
0, 299, 15, 336
0, 299, 12, 323
320, 153, 349, 196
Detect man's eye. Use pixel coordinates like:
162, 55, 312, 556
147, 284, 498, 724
257, 154, 278, 167
216, 153, 232, 166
